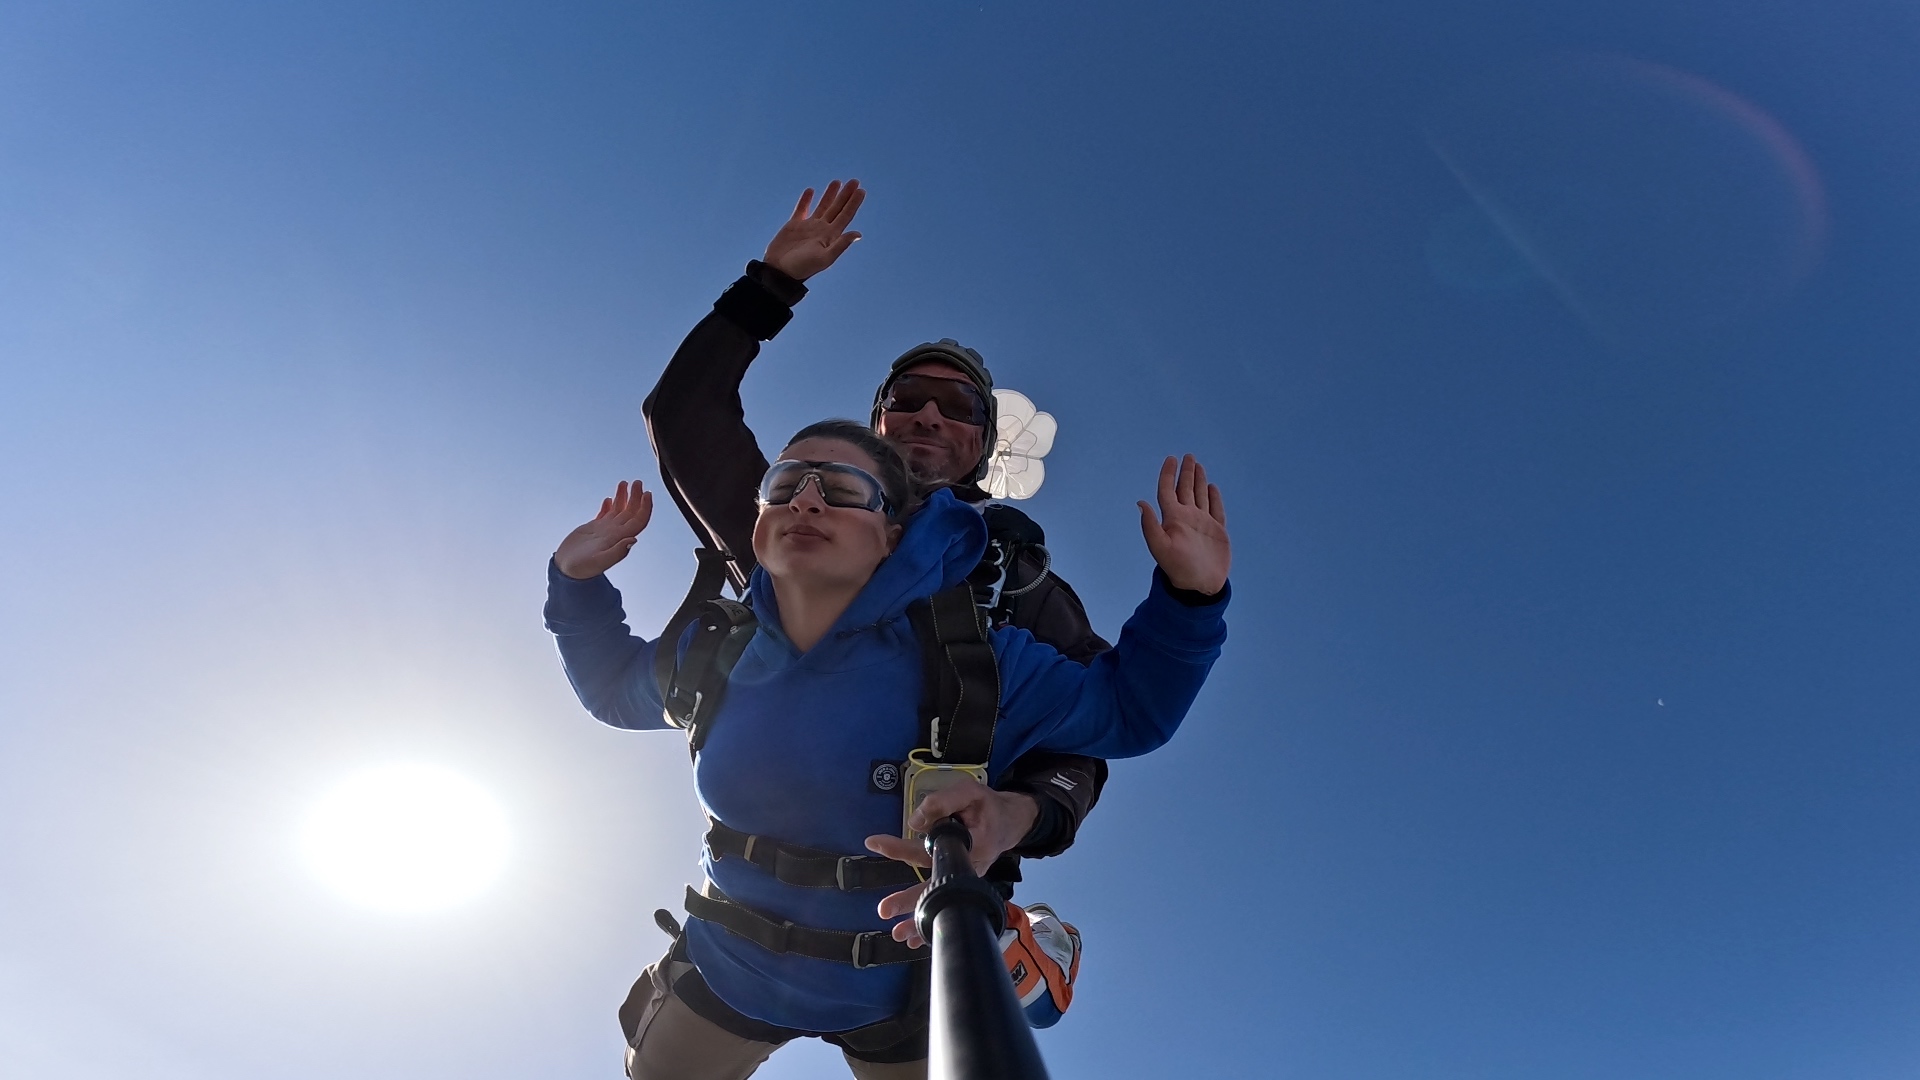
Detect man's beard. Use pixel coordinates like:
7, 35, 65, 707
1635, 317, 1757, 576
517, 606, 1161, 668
888, 434, 981, 498
897, 442, 953, 482
904, 455, 951, 493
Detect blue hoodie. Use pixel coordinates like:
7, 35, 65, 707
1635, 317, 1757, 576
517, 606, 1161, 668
544, 488, 1228, 1033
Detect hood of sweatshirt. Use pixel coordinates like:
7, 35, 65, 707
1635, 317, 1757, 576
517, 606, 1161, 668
742, 487, 986, 665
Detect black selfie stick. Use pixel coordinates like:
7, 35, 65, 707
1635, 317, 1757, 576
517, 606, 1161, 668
913, 817, 1052, 1080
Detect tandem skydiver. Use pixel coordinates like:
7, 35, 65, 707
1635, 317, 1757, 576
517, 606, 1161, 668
641, 180, 1111, 928
544, 423, 1230, 1079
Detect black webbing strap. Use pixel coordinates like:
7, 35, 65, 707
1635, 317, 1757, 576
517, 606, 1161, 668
652, 546, 737, 705
659, 598, 757, 758
705, 819, 921, 891
829, 958, 931, 1057
684, 884, 925, 968
905, 585, 1000, 764
974, 504, 1052, 626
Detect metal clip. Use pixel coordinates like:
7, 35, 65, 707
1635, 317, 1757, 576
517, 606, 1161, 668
850, 931, 881, 969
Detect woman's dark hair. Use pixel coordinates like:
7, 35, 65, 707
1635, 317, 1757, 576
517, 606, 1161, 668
782, 419, 919, 523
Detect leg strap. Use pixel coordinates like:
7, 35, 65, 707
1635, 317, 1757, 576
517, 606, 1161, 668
684, 884, 925, 968
826, 958, 930, 1061
705, 820, 921, 891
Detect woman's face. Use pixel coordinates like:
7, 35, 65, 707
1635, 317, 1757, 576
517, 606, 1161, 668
752, 437, 902, 593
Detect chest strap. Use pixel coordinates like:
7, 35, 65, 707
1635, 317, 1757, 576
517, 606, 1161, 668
684, 883, 925, 968
705, 820, 921, 892
905, 585, 1000, 764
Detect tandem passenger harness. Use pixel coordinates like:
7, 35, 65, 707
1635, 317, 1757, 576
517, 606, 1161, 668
650, 571, 1003, 962
641, 568, 1002, 1054
634, 508, 1075, 1050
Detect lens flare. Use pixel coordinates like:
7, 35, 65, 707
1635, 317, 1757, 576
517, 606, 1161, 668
300, 764, 509, 911
1426, 53, 1826, 351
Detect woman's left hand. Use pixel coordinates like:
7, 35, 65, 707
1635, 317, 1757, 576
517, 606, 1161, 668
1139, 454, 1230, 595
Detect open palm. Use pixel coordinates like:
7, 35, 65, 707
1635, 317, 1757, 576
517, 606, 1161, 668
555, 480, 654, 581
762, 179, 866, 281
1138, 455, 1231, 595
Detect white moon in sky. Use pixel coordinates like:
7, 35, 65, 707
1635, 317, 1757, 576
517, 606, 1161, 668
301, 764, 510, 911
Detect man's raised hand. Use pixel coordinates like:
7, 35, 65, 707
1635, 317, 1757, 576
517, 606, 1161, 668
763, 180, 865, 281
554, 480, 654, 581
1139, 455, 1231, 595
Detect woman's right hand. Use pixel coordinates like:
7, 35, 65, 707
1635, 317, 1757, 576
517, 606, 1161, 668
555, 480, 654, 580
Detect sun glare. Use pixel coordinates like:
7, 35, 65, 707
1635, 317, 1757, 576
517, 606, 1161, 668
301, 763, 510, 912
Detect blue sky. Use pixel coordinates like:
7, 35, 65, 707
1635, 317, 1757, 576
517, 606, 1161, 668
3, 1, 1918, 1077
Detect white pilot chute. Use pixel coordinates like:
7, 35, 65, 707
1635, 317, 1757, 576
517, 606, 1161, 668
983, 388, 1056, 500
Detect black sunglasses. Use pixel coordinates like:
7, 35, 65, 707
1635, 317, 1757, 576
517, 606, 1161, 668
879, 374, 990, 426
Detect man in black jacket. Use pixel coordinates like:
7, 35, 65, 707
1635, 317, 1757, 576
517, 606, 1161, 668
641, 179, 1110, 920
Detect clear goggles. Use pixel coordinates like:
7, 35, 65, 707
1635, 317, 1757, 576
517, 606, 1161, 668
879, 374, 990, 426
758, 459, 894, 514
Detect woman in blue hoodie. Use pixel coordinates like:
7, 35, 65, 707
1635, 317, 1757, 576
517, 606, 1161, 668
545, 420, 1230, 1080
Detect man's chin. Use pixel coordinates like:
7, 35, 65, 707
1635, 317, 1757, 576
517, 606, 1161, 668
898, 445, 959, 484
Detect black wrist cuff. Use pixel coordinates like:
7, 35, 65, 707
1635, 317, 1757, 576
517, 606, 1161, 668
1008, 789, 1070, 857
713, 274, 794, 340
1169, 583, 1228, 607
1155, 567, 1228, 607
745, 260, 809, 306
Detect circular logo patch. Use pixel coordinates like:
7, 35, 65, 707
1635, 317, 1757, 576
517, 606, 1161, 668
871, 762, 901, 792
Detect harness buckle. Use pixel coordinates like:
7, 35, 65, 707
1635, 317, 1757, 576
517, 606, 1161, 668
742, 834, 758, 862
850, 931, 883, 969
835, 855, 861, 891
975, 539, 1011, 614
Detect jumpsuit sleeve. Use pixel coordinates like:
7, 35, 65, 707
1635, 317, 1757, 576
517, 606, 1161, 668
640, 261, 808, 592
992, 570, 1230, 768
543, 558, 672, 732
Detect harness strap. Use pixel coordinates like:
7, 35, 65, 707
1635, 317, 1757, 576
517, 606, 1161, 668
976, 503, 1051, 626
660, 598, 757, 758
652, 547, 737, 701
705, 820, 922, 891
906, 585, 1000, 764
684, 884, 926, 968
830, 959, 931, 1056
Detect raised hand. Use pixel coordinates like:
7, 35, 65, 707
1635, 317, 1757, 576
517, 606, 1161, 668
762, 179, 866, 281
1138, 455, 1231, 595
554, 480, 654, 581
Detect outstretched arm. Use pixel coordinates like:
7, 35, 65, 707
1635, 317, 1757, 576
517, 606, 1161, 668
642, 181, 867, 590
1006, 455, 1232, 761
864, 457, 1231, 942
545, 480, 674, 731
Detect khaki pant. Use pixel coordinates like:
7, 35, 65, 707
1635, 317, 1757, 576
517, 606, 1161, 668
623, 947, 926, 1080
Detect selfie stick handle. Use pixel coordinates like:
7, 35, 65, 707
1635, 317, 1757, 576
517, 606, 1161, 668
914, 817, 1051, 1080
